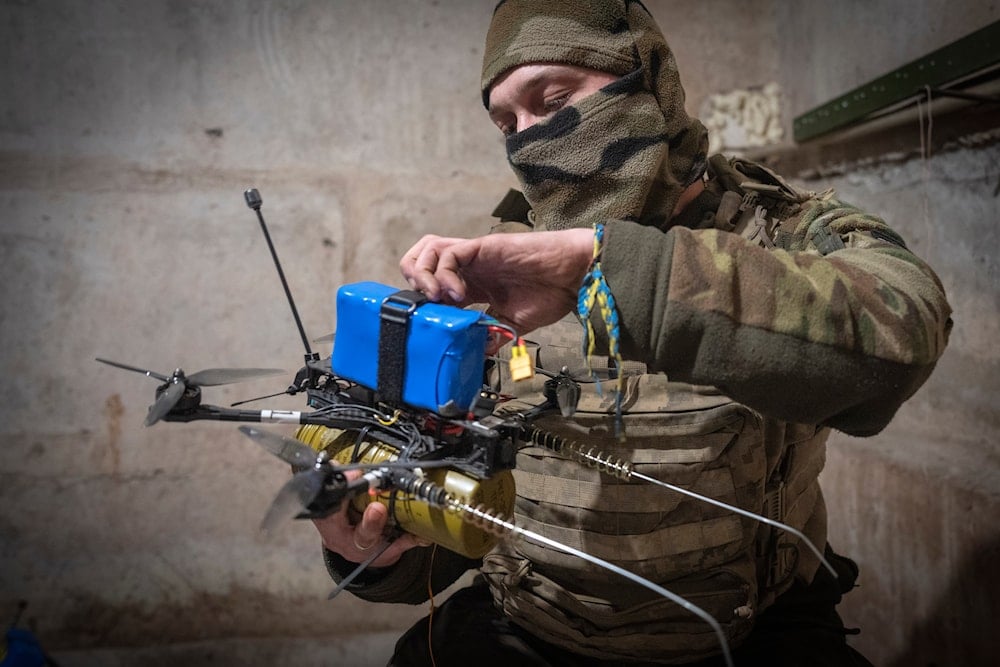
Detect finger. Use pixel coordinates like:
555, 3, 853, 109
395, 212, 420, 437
431, 248, 469, 303
313, 502, 431, 568
353, 503, 425, 568
432, 239, 493, 304
401, 234, 440, 261
399, 235, 438, 288
410, 243, 450, 300
351, 501, 389, 551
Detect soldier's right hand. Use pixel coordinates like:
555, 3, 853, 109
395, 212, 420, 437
399, 229, 594, 336
311, 470, 430, 567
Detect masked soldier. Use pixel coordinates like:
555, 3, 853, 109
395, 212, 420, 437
316, 2, 952, 665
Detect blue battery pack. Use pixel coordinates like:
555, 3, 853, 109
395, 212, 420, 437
331, 281, 488, 415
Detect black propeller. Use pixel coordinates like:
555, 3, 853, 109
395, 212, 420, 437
236, 426, 451, 532
146, 380, 186, 427
238, 426, 339, 533
96, 358, 284, 426
535, 365, 637, 418
237, 425, 319, 469
535, 366, 603, 418
261, 469, 327, 533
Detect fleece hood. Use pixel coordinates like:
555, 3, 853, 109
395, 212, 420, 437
481, 0, 709, 230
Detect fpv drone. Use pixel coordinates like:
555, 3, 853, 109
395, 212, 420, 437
97, 189, 838, 667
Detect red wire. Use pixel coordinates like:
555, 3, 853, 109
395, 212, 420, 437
485, 325, 523, 346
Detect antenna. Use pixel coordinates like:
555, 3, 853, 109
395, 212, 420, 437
244, 188, 318, 362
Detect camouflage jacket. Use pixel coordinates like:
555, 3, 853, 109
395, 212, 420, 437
324, 155, 952, 659
598, 154, 952, 437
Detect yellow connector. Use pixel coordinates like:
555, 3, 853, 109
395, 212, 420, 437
508, 342, 535, 381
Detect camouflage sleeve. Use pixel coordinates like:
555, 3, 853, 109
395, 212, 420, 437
323, 545, 479, 605
598, 199, 952, 436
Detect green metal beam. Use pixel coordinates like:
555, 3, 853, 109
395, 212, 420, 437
793, 20, 1000, 143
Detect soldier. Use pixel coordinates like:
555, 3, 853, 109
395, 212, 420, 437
316, 1, 952, 665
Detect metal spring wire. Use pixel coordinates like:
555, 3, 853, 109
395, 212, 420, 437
394, 471, 451, 509
442, 486, 735, 667
387, 466, 515, 539
523, 426, 633, 479
524, 424, 837, 578
388, 469, 735, 667
449, 500, 514, 539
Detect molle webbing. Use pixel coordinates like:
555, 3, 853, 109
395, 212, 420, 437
707, 155, 816, 251
503, 383, 765, 578
485, 314, 829, 661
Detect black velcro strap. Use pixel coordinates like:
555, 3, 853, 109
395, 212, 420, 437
377, 290, 428, 406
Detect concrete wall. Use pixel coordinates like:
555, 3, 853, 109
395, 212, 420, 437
810, 145, 1000, 667
770, 3, 1000, 664
1, 1, 997, 665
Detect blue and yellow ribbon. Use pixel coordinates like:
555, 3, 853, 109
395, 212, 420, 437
577, 223, 625, 439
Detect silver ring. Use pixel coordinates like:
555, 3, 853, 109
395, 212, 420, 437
352, 534, 375, 551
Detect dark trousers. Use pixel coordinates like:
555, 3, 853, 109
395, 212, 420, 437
388, 549, 874, 667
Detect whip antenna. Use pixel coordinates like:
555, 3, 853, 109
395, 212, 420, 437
244, 188, 317, 360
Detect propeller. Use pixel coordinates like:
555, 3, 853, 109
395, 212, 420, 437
146, 380, 186, 427
261, 469, 328, 533
96, 358, 284, 426
535, 365, 638, 418
238, 425, 338, 533
237, 425, 319, 469
237, 426, 455, 532
536, 366, 596, 418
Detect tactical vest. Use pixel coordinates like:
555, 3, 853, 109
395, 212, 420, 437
480, 157, 831, 663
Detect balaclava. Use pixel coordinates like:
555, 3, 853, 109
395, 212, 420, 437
482, 0, 709, 231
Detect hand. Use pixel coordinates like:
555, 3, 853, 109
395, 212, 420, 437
399, 229, 594, 336
312, 470, 430, 567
